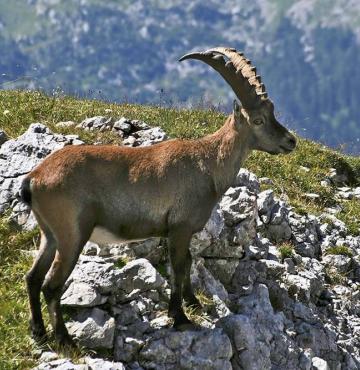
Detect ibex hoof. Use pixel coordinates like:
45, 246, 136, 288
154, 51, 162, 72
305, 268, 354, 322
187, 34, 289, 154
30, 324, 48, 344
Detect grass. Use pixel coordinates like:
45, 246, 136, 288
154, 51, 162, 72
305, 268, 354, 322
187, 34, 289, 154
0, 89, 360, 367
183, 291, 215, 327
324, 266, 348, 286
113, 256, 131, 269
0, 89, 224, 143
277, 242, 294, 260
0, 216, 39, 369
325, 245, 353, 257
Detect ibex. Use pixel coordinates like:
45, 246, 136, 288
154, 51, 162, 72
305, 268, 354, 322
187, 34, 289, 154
22, 47, 296, 346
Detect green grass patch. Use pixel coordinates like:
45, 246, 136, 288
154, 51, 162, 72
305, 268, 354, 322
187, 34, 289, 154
325, 245, 353, 257
0, 90, 224, 143
336, 199, 360, 236
277, 242, 294, 260
0, 216, 39, 369
113, 256, 131, 269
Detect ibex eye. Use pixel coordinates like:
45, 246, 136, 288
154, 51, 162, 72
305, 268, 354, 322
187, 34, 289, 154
253, 118, 264, 125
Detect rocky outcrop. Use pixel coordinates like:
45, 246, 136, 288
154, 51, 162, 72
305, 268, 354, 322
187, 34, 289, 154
76, 116, 168, 147
1, 121, 359, 369
0, 123, 83, 229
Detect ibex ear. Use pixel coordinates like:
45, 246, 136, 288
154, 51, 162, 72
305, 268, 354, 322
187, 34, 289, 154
233, 100, 243, 125
233, 100, 241, 118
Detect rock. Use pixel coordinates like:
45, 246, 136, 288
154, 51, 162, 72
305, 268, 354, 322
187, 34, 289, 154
191, 204, 224, 255
285, 270, 324, 302
191, 185, 257, 259
0, 123, 83, 225
321, 179, 332, 187
78, 116, 113, 131
323, 254, 352, 274
257, 189, 275, 223
114, 336, 145, 363
257, 190, 293, 243
34, 358, 87, 369
231, 260, 267, 296
261, 259, 286, 279
219, 284, 300, 370
139, 329, 232, 370
204, 258, 239, 286
220, 186, 257, 226
39, 351, 58, 362
62, 256, 116, 307
83, 241, 101, 256
304, 192, 320, 199
284, 257, 296, 273
233, 168, 260, 194
289, 213, 321, 258
112, 258, 167, 302
191, 259, 229, 302
123, 127, 168, 147
218, 314, 271, 370
130, 120, 151, 131
84, 357, 126, 370
56, 121, 76, 128
66, 307, 115, 349
61, 281, 108, 307
0, 130, 8, 146
259, 177, 273, 185
113, 117, 132, 133
312, 357, 330, 370
35, 357, 126, 370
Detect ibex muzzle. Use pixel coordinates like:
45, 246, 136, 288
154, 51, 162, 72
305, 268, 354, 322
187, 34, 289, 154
23, 47, 296, 347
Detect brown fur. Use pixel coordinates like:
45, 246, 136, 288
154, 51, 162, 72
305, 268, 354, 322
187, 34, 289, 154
24, 85, 296, 347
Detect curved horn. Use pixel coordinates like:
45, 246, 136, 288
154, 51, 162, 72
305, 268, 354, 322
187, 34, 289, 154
179, 47, 268, 109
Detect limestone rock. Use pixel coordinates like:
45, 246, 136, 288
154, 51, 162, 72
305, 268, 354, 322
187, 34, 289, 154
312, 357, 330, 370
0, 123, 83, 225
66, 307, 115, 349
78, 116, 113, 131
191, 259, 229, 302
323, 254, 352, 274
112, 258, 167, 302
84, 357, 126, 370
63, 255, 116, 308
139, 329, 232, 370
233, 168, 260, 194
34, 358, 87, 369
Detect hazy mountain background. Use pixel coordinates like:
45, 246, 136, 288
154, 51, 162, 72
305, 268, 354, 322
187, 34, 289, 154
0, 0, 359, 153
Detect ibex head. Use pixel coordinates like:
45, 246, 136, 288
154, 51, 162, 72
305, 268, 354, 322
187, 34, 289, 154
179, 47, 296, 155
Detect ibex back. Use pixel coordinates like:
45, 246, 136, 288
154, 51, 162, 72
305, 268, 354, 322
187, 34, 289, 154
22, 47, 296, 346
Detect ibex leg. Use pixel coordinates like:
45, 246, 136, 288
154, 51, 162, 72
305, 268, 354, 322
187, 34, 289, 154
168, 227, 194, 329
26, 229, 56, 342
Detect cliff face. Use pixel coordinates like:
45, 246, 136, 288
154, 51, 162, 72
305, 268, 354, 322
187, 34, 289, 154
1, 114, 359, 369
0, 0, 360, 152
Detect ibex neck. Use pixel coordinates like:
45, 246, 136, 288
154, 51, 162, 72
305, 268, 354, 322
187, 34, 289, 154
203, 115, 251, 197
